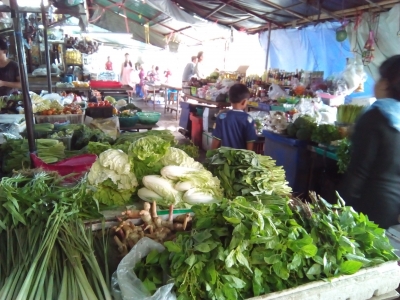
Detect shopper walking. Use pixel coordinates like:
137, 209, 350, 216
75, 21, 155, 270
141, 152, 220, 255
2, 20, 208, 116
339, 55, 400, 229
194, 51, 206, 79
120, 53, 133, 85
0, 39, 21, 96
182, 56, 197, 82
138, 64, 147, 99
105, 56, 113, 71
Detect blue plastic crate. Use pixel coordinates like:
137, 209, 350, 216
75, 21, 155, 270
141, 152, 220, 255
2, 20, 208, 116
262, 130, 311, 195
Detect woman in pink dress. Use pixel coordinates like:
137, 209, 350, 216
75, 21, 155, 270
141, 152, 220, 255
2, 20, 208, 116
120, 53, 133, 85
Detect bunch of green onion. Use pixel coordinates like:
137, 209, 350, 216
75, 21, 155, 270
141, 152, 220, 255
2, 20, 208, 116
0, 171, 111, 300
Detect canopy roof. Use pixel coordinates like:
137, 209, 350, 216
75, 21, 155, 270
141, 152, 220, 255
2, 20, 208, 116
87, 0, 398, 47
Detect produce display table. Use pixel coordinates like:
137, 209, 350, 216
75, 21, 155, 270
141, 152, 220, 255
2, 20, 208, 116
162, 84, 183, 121
120, 124, 159, 132
262, 130, 311, 195
247, 101, 271, 112
183, 93, 231, 107
307, 145, 343, 204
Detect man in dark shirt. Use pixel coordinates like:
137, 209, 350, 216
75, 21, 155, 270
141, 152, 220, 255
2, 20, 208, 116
0, 39, 21, 96
211, 83, 258, 150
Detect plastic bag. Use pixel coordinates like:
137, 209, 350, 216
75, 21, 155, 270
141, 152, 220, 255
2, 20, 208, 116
111, 238, 176, 300
86, 116, 120, 140
268, 83, 287, 100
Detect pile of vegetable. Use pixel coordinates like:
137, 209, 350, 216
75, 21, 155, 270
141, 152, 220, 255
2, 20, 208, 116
205, 147, 291, 198
337, 104, 364, 125
138, 165, 223, 207
1, 138, 66, 173
286, 115, 317, 141
337, 137, 351, 174
0, 171, 110, 299
113, 202, 192, 257
311, 124, 342, 145
135, 192, 397, 299
88, 149, 138, 206
37, 102, 83, 115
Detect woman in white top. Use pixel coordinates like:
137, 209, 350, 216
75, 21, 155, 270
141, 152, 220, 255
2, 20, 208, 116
194, 51, 205, 79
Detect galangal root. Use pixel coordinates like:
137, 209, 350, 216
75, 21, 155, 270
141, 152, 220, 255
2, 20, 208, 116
113, 202, 192, 257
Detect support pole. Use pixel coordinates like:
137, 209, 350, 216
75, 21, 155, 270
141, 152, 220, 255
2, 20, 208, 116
10, 0, 36, 154
265, 22, 272, 72
41, 1, 52, 93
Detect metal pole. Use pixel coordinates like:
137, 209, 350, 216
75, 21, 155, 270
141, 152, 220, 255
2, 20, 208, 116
10, 0, 36, 154
265, 22, 272, 71
41, 2, 52, 93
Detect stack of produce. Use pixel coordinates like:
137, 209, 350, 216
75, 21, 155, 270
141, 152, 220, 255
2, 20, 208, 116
135, 193, 397, 299
205, 147, 292, 198
112, 202, 192, 257
311, 124, 341, 145
337, 104, 364, 125
1, 138, 66, 173
87, 149, 138, 206
0, 170, 110, 299
139, 165, 223, 207
286, 115, 317, 141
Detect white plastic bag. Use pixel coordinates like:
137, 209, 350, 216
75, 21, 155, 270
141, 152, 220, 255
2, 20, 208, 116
268, 83, 287, 100
111, 238, 176, 300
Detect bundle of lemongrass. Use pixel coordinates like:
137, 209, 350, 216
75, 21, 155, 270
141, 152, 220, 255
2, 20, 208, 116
336, 104, 364, 125
0, 171, 111, 300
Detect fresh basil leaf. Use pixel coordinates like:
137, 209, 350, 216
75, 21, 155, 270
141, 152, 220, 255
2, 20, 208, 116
222, 283, 238, 300
193, 230, 213, 243
185, 254, 196, 267
236, 250, 253, 273
272, 262, 289, 280
142, 278, 157, 293
195, 241, 217, 253
301, 244, 318, 258
339, 260, 363, 275
164, 241, 182, 253
146, 249, 159, 265
306, 263, 322, 276
222, 275, 246, 289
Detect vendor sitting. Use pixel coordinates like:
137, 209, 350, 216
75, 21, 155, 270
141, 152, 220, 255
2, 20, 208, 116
211, 83, 258, 150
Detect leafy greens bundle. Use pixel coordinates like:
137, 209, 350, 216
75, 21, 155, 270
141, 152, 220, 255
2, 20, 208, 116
147, 193, 397, 300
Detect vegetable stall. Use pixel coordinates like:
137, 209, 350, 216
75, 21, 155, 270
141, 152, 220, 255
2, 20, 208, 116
0, 127, 399, 299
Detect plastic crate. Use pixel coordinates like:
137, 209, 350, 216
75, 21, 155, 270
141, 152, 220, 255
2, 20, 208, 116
86, 107, 114, 118
90, 80, 122, 89
35, 114, 84, 124
262, 130, 311, 195
190, 113, 203, 148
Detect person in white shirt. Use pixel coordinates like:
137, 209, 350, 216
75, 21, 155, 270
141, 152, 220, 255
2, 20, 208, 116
194, 51, 205, 79
182, 56, 197, 82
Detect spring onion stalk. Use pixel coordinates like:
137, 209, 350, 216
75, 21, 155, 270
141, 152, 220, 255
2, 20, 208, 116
337, 104, 364, 124
0, 171, 111, 299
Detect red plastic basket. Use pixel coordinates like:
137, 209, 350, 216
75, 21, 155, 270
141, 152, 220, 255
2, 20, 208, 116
30, 154, 97, 178
90, 80, 122, 89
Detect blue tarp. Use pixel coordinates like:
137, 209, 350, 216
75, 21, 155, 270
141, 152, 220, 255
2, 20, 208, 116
259, 22, 374, 99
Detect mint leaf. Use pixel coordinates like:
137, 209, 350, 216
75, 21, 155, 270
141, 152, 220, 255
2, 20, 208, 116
273, 261, 289, 280
301, 244, 318, 257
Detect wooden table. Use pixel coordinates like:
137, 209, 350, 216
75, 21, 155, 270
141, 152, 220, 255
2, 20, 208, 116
95, 86, 134, 99
120, 124, 159, 132
162, 84, 182, 120
146, 83, 162, 111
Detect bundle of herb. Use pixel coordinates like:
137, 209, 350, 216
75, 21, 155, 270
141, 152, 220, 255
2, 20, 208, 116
205, 147, 292, 198
337, 138, 351, 174
311, 124, 342, 145
337, 105, 364, 125
140, 193, 397, 300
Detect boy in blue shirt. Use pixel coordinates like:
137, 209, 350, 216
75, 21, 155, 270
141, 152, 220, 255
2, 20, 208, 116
211, 83, 258, 150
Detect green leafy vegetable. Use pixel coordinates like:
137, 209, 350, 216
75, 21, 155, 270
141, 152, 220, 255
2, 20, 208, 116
337, 138, 351, 174
337, 105, 364, 124
205, 147, 292, 198
142, 192, 398, 300
311, 124, 342, 145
